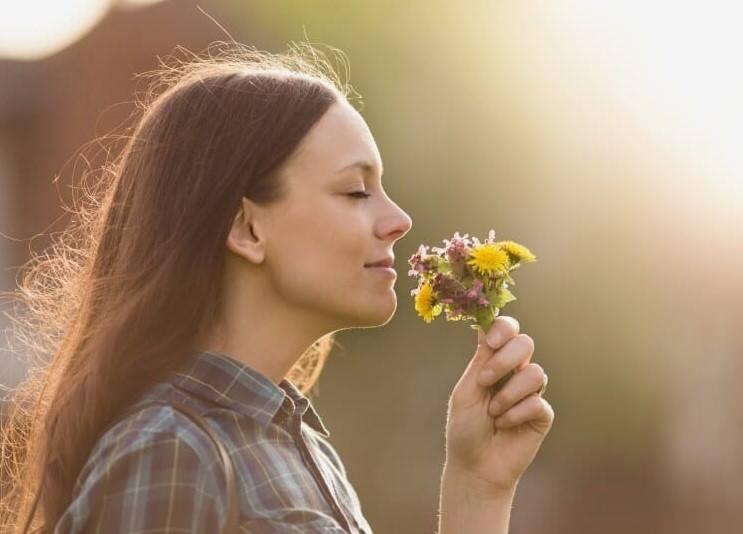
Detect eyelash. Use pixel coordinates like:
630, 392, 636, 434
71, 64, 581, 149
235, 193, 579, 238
347, 191, 372, 199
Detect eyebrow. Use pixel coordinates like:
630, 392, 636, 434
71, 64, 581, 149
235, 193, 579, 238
336, 160, 384, 176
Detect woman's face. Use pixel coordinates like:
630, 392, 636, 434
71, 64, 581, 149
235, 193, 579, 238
252, 99, 413, 330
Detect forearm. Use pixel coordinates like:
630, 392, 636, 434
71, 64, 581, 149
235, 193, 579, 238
437, 467, 516, 534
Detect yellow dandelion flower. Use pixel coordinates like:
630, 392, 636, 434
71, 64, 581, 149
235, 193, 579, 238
467, 243, 510, 277
414, 281, 440, 323
496, 240, 537, 263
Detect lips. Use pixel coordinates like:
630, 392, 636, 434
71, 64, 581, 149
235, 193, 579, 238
365, 256, 395, 268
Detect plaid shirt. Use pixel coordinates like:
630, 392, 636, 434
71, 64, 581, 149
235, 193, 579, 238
54, 351, 373, 533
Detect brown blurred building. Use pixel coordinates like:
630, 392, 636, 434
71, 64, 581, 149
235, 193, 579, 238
0, 0, 241, 387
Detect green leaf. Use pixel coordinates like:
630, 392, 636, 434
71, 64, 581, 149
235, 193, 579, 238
485, 287, 499, 302
474, 308, 496, 332
503, 270, 516, 285
490, 287, 516, 308
438, 260, 453, 275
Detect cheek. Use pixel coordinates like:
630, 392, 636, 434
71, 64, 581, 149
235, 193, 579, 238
268, 200, 369, 291
268, 248, 397, 328
267, 240, 356, 303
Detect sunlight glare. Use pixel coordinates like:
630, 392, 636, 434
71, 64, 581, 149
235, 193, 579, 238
0, 0, 110, 60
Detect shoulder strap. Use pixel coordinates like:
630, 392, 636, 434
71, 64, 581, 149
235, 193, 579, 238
121, 400, 240, 533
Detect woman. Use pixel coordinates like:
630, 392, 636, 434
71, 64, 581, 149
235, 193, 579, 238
0, 42, 553, 533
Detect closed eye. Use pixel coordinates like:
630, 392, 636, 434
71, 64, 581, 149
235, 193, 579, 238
347, 191, 372, 199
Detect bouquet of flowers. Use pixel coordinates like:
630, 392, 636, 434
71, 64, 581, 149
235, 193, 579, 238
408, 230, 537, 391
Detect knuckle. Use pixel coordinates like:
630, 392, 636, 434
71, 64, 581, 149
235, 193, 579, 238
538, 398, 555, 422
494, 404, 510, 421
515, 333, 534, 352
527, 362, 545, 379
485, 331, 499, 349
491, 359, 509, 377
502, 315, 520, 332
494, 389, 512, 407
487, 316, 520, 348
522, 395, 541, 414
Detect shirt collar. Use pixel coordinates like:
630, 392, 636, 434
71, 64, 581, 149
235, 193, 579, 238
168, 350, 330, 437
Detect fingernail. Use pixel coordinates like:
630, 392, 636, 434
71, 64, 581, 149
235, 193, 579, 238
479, 369, 496, 386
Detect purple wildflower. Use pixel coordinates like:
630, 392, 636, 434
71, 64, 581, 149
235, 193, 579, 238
407, 244, 437, 278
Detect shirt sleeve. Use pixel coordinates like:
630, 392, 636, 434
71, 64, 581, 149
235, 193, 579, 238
54, 406, 229, 534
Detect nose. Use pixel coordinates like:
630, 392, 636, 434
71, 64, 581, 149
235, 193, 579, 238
396, 209, 413, 240
381, 201, 413, 242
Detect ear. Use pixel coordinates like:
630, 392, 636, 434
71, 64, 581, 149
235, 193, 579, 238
226, 197, 266, 264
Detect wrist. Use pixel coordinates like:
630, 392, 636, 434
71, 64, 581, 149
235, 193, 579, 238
438, 465, 516, 534
442, 464, 518, 501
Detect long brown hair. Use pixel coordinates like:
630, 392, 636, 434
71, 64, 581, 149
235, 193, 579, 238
0, 41, 358, 533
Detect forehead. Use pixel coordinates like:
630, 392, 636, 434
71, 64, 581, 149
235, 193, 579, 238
283, 100, 382, 181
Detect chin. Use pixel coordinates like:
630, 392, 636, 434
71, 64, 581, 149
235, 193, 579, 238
359, 296, 398, 328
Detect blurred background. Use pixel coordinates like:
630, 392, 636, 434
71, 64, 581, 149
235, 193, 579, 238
1, 1, 741, 532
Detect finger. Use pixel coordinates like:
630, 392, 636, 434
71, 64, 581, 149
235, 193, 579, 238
472, 316, 521, 376
538, 373, 549, 396
482, 315, 520, 351
477, 334, 535, 388
493, 394, 554, 431
487, 363, 546, 417
455, 316, 523, 409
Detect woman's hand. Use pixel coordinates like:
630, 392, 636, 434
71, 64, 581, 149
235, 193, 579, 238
443, 315, 554, 495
